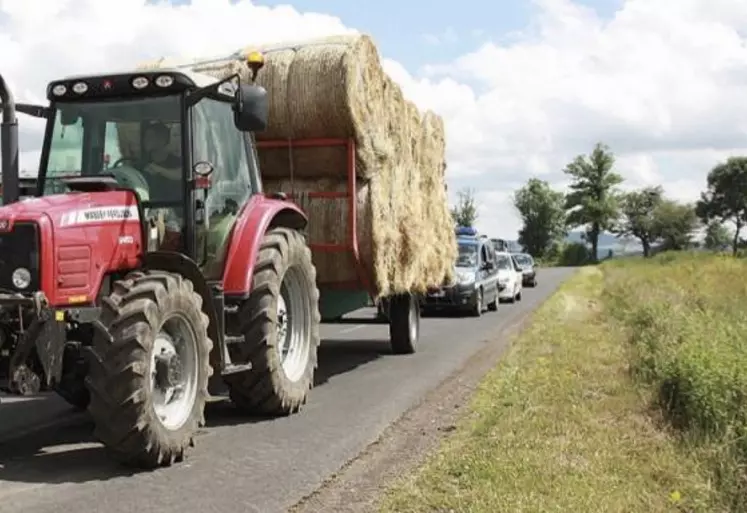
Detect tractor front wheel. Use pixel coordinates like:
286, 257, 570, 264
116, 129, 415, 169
85, 271, 212, 468
225, 227, 321, 415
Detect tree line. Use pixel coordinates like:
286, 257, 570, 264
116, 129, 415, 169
450, 142, 747, 262
511, 143, 747, 261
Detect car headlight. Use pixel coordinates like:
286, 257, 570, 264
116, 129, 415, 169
498, 276, 509, 285
12, 267, 31, 289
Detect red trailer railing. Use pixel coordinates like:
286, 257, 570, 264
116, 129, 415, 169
255, 137, 373, 295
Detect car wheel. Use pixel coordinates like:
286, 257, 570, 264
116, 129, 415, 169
471, 288, 483, 317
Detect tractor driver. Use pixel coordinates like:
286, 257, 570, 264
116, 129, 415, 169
141, 121, 183, 250
142, 121, 181, 191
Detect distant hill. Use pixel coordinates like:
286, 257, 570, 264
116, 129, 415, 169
502, 231, 642, 259
564, 230, 621, 248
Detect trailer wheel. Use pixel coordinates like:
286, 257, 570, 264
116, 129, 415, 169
225, 227, 321, 415
85, 271, 212, 468
389, 293, 419, 354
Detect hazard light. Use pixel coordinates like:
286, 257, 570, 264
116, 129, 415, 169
245, 50, 265, 81
246, 50, 264, 67
455, 226, 478, 237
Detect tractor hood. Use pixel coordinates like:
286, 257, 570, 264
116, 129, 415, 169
0, 190, 144, 307
0, 191, 140, 230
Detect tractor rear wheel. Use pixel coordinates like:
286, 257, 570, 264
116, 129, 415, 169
225, 227, 320, 415
85, 271, 212, 468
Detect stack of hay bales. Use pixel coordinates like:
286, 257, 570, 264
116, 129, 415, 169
126, 34, 456, 297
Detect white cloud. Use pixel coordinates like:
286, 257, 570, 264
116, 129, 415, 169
395, 0, 747, 239
0, 0, 355, 172
3, 0, 747, 244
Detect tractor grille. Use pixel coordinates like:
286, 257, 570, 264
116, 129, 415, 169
0, 222, 40, 292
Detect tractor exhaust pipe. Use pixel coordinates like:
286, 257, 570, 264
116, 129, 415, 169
0, 74, 19, 205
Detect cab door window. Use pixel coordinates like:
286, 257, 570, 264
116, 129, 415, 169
191, 98, 253, 279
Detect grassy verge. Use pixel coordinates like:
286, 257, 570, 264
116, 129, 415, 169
381, 260, 724, 513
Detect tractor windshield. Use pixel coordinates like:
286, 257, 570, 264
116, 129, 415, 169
41, 95, 183, 208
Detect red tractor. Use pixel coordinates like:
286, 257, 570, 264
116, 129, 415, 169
0, 52, 321, 467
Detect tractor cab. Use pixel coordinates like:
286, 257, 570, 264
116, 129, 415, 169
29, 57, 267, 279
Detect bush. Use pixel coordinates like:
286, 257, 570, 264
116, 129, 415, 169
558, 241, 592, 266
601, 251, 747, 510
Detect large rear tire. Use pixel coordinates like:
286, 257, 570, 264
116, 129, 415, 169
389, 293, 419, 354
225, 227, 321, 415
86, 271, 212, 468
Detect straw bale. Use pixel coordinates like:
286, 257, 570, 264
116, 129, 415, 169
124, 35, 398, 180
264, 162, 453, 297
419, 111, 456, 285
117, 35, 456, 293
262, 178, 377, 290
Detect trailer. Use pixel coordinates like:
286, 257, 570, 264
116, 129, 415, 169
256, 138, 421, 355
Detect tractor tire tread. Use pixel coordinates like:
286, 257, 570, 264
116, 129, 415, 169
225, 228, 321, 416
85, 270, 212, 469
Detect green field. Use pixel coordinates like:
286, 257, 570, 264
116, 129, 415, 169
382, 252, 747, 513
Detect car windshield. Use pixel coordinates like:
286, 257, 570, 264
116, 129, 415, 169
41, 96, 183, 205
491, 239, 507, 252
514, 254, 532, 266
456, 242, 478, 268
496, 255, 512, 270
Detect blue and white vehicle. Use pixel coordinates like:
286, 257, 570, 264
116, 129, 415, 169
422, 227, 499, 316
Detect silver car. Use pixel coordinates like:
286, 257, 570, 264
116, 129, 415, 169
511, 253, 537, 287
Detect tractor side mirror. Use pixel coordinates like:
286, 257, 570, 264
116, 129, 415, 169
233, 84, 268, 132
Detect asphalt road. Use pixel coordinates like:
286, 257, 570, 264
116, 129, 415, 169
0, 268, 573, 513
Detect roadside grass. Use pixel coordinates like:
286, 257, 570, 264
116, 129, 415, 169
381, 262, 722, 513
604, 252, 747, 512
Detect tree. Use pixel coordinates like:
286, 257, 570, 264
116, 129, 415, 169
617, 186, 664, 257
513, 178, 566, 258
654, 200, 698, 251
563, 143, 624, 262
703, 221, 732, 251
695, 157, 747, 256
451, 188, 478, 227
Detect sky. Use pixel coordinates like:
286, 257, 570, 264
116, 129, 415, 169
1, 0, 747, 238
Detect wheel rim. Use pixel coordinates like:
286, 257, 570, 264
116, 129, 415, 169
408, 296, 419, 342
477, 290, 482, 311
150, 314, 198, 431
276, 266, 312, 382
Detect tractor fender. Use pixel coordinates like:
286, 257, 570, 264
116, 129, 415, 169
142, 251, 221, 352
222, 195, 308, 297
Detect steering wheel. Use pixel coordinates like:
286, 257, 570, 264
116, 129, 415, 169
111, 157, 139, 169
109, 165, 151, 202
